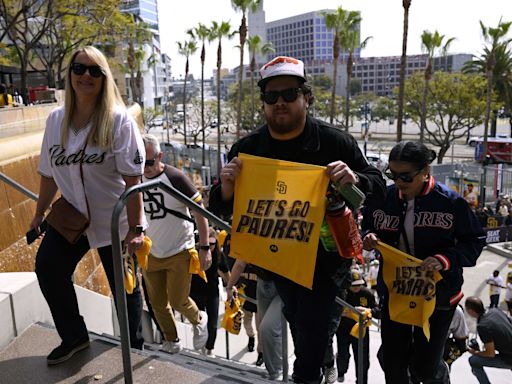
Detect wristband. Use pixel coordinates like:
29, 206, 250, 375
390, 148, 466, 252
199, 245, 210, 251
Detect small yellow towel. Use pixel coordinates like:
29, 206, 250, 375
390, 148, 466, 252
189, 248, 208, 283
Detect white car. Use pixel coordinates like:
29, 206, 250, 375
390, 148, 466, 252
365, 152, 388, 172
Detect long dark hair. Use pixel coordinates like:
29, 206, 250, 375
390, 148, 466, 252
389, 141, 436, 168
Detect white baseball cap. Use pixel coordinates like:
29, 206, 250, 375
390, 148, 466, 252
258, 56, 307, 88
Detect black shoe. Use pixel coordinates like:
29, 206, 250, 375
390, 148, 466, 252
338, 374, 345, 382
47, 338, 90, 365
248, 336, 255, 352
256, 352, 264, 366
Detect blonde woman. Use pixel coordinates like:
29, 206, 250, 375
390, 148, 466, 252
29, 46, 146, 365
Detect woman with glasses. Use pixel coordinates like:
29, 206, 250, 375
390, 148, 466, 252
362, 141, 486, 384
29, 46, 146, 365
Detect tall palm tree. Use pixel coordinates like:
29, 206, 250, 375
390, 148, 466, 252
419, 30, 455, 142
397, 0, 412, 142
247, 35, 274, 130
463, 21, 512, 144
210, 21, 236, 176
231, 0, 261, 140
176, 39, 198, 146
340, 30, 371, 131
324, 7, 361, 126
188, 23, 211, 165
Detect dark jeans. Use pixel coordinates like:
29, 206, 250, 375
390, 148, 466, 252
381, 302, 455, 384
275, 276, 337, 384
323, 289, 344, 368
336, 324, 370, 384
489, 294, 500, 308
190, 274, 220, 350
35, 225, 144, 349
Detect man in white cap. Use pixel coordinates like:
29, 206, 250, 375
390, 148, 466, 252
209, 56, 386, 383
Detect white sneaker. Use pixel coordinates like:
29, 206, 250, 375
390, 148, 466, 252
161, 340, 182, 354
193, 311, 208, 350
324, 365, 338, 384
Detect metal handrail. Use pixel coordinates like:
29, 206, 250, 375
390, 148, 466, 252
0, 171, 38, 201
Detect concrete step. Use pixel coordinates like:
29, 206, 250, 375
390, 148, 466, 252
0, 323, 274, 384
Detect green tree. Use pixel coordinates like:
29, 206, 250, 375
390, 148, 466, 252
324, 6, 361, 125
340, 28, 371, 130
226, 79, 265, 132
0, 0, 54, 104
177, 39, 198, 146
463, 25, 512, 136
397, 0, 412, 142
188, 23, 212, 165
404, 71, 488, 163
247, 34, 274, 130
371, 96, 396, 122
419, 30, 455, 142
464, 19, 511, 156
210, 20, 236, 176
143, 106, 162, 133
231, 0, 261, 140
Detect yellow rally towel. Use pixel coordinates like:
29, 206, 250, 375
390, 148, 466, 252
134, 235, 152, 270
189, 248, 208, 283
231, 153, 330, 289
344, 308, 372, 339
376, 242, 442, 340
217, 229, 228, 249
221, 298, 244, 335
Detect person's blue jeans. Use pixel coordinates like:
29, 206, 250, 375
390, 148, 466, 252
469, 354, 512, 384
35, 224, 144, 349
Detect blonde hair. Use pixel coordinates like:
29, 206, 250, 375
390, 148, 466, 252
61, 46, 125, 150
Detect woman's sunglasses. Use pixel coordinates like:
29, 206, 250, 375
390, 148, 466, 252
385, 168, 423, 183
261, 88, 303, 105
70, 62, 104, 78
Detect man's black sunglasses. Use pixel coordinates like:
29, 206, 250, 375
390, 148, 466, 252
384, 168, 423, 183
261, 88, 303, 105
70, 62, 104, 78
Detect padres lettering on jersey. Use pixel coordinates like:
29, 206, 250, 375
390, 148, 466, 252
231, 153, 329, 289
377, 242, 442, 340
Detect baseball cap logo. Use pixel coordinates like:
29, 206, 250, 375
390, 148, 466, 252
263, 56, 300, 70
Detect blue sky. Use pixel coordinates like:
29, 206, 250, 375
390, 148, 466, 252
158, 0, 512, 78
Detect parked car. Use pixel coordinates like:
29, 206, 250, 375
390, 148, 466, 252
365, 151, 388, 172
468, 134, 511, 147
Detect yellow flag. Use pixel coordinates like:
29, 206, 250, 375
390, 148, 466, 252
188, 248, 207, 283
376, 242, 442, 340
231, 153, 330, 289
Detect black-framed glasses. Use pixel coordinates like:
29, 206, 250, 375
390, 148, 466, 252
385, 168, 423, 183
70, 62, 104, 78
261, 88, 303, 105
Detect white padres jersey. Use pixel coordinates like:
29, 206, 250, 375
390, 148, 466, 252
38, 106, 145, 248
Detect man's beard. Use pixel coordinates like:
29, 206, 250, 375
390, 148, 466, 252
265, 109, 306, 136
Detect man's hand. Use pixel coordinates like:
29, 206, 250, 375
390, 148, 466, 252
220, 157, 242, 202
124, 231, 144, 255
421, 256, 443, 271
199, 248, 212, 271
326, 160, 359, 186
363, 233, 379, 250
227, 285, 238, 302
30, 214, 45, 234
467, 347, 478, 355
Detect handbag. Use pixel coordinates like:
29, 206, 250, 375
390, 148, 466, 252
46, 144, 90, 244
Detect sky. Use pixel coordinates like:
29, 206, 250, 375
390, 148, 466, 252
157, 0, 512, 79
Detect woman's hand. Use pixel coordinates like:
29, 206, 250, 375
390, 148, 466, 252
226, 285, 238, 302
363, 233, 379, 250
420, 256, 443, 271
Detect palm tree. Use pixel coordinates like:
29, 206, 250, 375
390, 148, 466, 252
210, 21, 236, 176
188, 23, 211, 165
324, 7, 361, 126
231, 0, 261, 140
340, 30, 371, 131
419, 30, 455, 142
247, 35, 274, 130
463, 22, 512, 140
397, 0, 412, 142
176, 39, 198, 146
